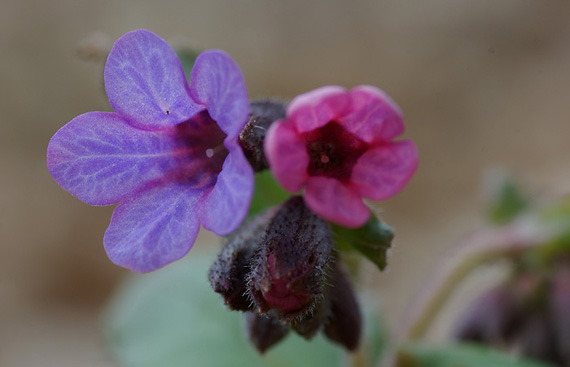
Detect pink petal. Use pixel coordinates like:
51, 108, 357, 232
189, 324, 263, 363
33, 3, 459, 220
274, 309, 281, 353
351, 140, 418, 200
338, 85, 404, 143
190, 50, 249, 140
104, 29, 202, 130
199, 142, 254, 236
104, 184, 203, 272
264, 120, 309, 192
47, 112, 176, 206
304, 177, 370, 228
287, 86, 350, 133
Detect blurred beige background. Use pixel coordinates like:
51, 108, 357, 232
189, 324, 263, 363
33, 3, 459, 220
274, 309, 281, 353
2, 0, 570, 366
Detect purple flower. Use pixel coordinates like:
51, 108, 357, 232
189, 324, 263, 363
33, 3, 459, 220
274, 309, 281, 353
47, 30, 254, 272
264, 86, 418, 228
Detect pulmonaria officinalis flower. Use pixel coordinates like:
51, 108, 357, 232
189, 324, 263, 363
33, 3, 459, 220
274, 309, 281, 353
264, 86, 418, 227
47, 29, 254, 272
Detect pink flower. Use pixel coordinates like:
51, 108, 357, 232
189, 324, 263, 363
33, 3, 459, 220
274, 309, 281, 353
264, 86, 418, 228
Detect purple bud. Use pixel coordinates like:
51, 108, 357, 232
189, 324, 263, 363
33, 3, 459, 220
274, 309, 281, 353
239, 99, 286, 172
249, 196, 333, 319
243, 311, 289, 354
515, 314, 563, 366
209, 209, 277, 311
290, 294, 329, 339
323, 264, 362, 351
452, 285, 519, 345
549, 266, 570, 364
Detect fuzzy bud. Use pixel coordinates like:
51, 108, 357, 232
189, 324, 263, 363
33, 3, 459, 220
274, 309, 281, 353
209, 209, 277, 311
516, 314, 563, 366
243, 311, 289, 354
452, 285, 519, 345
239, 99, 286, 172
323, 264, 362, 351
249, 196, 333, 320
549, 266, 570, 364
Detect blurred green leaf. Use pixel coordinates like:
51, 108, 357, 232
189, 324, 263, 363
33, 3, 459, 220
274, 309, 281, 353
365, 308, 388, 367
397, 343, 555, 367
532, 199, 570, 262
332, 214, 393, 270
248, 171, 290, 218
489, 176, 528, 225
175, 48, 201, 81
103, 254, 343, 367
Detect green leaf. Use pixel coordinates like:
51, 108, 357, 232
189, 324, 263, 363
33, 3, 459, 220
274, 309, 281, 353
488, 175, 528, 225
103, 254, 343, 367
175, 48, 201, 82
332, 214, 393, 270
397, 342, 556, 367
364, 306, 388, 367
248, 170, 290, 218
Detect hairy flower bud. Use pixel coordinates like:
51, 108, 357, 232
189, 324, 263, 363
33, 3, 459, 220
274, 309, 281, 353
289, 294, 329, 340
243, 311, 289, 354
516, 314, 563, 366
323, 264, 362, 351
549, 266, 570, 364
249, 196, 333, 320
209, 209, 276, 311
239, 99, 287, 172
453, 285, 520, 345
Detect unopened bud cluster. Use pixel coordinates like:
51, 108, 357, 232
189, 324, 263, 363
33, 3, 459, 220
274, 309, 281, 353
239, 99, 286, 172
209, 196, 362, 353
453, 259, 570, 366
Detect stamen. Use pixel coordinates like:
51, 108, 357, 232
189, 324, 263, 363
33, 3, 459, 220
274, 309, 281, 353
321, 155, 330, 164
206, 148, 214, 158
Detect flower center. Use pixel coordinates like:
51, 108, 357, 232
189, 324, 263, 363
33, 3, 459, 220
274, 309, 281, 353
302, 121, 368, 182
170, 110, 228, 189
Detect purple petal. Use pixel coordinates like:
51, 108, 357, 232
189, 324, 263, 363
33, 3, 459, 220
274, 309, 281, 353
351, 140, 418, 200
264, 120, 310, 192
338, 85, 405, 143
104, 29, 202, 130
104, 184, 203, 272
199, 142, 254, 236
47, 112, 177, 205
190, 50, 249, 139
304, 177, 370, 228
287, 86, 350, 133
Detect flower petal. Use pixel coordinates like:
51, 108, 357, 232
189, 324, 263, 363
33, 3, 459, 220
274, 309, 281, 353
47, 112, 176, 206
104, 29, 202, 129
351, 140, 418, 200
190, 50, 249, 139
287, 86, 350, 133
104, 184, 203, 272
264, 120, 309, 192
338, 85, 404, 143
304, 177, 370, 228
199, 142, 254, 236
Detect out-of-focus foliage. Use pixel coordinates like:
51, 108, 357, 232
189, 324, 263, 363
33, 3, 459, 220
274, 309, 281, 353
398, 343, 555, 367
248, 171, 290, 218
487, 173, 529, 225
103, 254, 344, 367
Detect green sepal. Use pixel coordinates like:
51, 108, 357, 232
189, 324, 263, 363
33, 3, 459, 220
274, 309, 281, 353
332, 213, 393, 271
